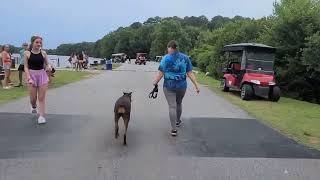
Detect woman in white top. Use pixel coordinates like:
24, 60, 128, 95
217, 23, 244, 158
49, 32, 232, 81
71, 53, 78, 70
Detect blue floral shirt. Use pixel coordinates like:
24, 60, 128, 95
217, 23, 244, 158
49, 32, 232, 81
158, 52, 193, 89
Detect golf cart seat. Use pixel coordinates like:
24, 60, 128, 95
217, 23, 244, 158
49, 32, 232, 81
231, 63, 241, 74
232, 63, 241, 71
247, 64, 254, 70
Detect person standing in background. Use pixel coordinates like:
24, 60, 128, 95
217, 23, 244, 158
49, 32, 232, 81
68, 53, 73, 68
72, 53, 78, 70
1, 45, 12, 89
78, 53, 84, 71
16, 43, 29, 87
84, 54, 89, 69
0, 48, 4, 88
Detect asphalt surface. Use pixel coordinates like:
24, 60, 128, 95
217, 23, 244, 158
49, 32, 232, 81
0, 62, 320, 180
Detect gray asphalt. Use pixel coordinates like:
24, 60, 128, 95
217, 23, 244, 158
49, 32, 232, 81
0, 62, 320, 180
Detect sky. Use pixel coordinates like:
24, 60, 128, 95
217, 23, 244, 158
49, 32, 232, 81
0, 0, 276, 49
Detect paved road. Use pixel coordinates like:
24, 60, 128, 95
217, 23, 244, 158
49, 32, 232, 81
0, 62, 320, 180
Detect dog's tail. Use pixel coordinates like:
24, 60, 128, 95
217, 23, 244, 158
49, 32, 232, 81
117, 106, 126, 114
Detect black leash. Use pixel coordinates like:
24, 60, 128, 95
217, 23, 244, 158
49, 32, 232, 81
149, 84, 158, 99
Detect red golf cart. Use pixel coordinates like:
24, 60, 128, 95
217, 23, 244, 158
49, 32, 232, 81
135, 53, 147, 65
221, 43, 280, 102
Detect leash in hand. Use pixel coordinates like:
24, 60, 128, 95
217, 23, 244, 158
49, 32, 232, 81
149, 84, 158, 99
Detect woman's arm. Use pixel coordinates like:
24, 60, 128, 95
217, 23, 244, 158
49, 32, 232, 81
187, 71, 200, 94
24, 51, 31, 80
153, 71, 164, 85
2, 52, 10, 64
42, 51, 52, 71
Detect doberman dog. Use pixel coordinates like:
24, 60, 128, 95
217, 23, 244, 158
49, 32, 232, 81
114, 92, 132, 145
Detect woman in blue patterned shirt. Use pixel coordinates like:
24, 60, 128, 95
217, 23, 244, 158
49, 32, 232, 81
153, 40, 200, 136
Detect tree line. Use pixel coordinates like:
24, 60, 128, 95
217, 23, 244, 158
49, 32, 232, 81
26, 0, 320, 103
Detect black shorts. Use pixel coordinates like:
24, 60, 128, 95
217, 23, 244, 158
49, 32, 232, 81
18, 64, 24, 72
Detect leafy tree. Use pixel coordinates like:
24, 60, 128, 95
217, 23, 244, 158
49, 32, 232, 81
300, 32, 320, 103
130, 22, 143, 29
302, 32, 320, 80
47, 4, 320, 103
267, 0, 320, 65
184, 26, 201, 49
208, 16, 232, 30
114, 29, 132, 54
192, 19, 265, 76
143, 16, 162, 25
258, 0, 320, 102
100, 33, 117, 58
150, 20, 191, 57
129, 25, 154, 57
182, 15, 209, 28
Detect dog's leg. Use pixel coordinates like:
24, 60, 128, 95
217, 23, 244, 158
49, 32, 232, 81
115, 113, 120, 139
123, 115, 130, 145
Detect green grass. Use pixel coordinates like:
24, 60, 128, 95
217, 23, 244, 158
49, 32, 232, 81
90, 63, 122, 70
0, 70, 94, 105
112, 63, 122, 69
195, 71, 320, 150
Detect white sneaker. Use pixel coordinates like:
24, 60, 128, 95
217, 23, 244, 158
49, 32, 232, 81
37, 116, 46, 124
3, 86, 12, 90
31, 107, 37, 114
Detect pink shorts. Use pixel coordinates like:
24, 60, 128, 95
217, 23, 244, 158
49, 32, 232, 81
29, 69, 49, 87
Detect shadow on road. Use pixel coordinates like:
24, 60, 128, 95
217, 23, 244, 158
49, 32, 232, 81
174, 117, 320, 159
1, 113, 319, 159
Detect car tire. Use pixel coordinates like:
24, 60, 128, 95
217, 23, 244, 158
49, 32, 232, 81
269, 86, 281, 102
241, 84, 253, 100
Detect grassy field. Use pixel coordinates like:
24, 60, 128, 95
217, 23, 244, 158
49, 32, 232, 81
195, 72, 320, 150
0, 70, 94, 105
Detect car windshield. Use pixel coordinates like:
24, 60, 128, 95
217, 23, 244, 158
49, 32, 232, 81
246, 50, 275, 73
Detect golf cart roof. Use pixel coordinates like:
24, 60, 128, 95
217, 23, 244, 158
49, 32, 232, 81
223, 43, 276, 52
136, 53, 147, 55
112, 53, 126, 56
156, 56, 163, 58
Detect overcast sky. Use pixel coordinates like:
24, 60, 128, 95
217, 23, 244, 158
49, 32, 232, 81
0, 0, 276, 48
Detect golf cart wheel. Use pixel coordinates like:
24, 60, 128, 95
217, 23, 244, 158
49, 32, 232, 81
241, 84, 253, 100
269, 86, 281, 102
221, 79, 229, 92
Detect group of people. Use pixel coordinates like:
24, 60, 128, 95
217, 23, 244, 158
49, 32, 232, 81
1, 38, 200, 137
1, 43, 31, 89
1, 42, 55, 89
1, 35, 53, 124
68, 52, 89, 71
